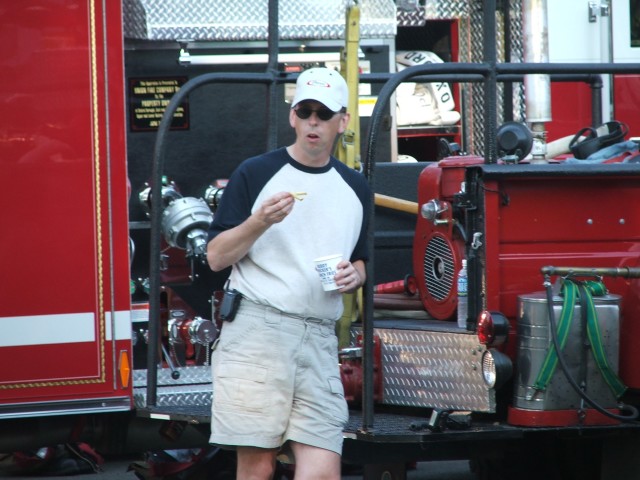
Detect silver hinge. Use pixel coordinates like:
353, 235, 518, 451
589, 1, 610, 23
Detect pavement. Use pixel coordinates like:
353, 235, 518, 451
0, 452, 475, 479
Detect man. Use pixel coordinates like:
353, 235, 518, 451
206, 67, 370, 480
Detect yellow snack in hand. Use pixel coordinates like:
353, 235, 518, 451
291, 191, 307, 201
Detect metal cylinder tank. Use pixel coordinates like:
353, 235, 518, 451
513, 291, 621, 413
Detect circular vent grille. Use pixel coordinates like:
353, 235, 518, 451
423, 234, 455, 301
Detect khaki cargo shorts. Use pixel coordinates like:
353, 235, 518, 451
209, 298, 348, 456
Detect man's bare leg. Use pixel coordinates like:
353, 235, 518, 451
236, 446, 279, 480
290, 442, 341, 480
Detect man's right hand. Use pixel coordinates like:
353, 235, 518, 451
257, 192, 295, 226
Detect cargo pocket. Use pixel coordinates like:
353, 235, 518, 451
214, 361, 270, 413
327, 376, 349, 425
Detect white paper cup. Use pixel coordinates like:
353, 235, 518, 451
314, 254, 342, 291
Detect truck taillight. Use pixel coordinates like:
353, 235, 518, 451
481, 349, 512, 389
477, 311, 509, 346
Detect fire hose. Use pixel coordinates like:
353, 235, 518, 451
541, 266, 640, 422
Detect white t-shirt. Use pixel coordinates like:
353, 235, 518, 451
208, 147, 370, 320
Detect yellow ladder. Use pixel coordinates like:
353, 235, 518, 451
334, 3, 361, 348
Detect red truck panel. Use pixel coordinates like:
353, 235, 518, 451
0, 1, 132, 412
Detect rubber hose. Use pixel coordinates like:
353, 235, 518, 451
544, 280, 639, 422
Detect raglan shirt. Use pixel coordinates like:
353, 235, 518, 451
207, 147, 370, 321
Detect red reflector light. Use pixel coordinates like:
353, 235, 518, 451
477, 311, 494, 344
477, 311, 509, 346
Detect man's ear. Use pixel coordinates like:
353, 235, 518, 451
289, 108, 296, 128
338, 112, 351, 134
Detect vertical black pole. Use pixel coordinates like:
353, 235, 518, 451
266, 0, 279, 151
591, 75, 603, 127
362, 191, 375, 430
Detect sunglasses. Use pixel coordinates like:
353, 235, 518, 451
294, 106, 341, 121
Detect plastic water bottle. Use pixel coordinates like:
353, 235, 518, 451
457, 259, 468, 329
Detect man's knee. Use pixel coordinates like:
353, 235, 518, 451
236, 446, 278, 480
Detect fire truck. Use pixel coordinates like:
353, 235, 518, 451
2, 0, 640, 478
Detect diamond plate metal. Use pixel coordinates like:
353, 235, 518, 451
134, 383, 213, 409
375, 327, 496, 412
397, 10, 426, 28
397, 1, 426, 27
123, 0, 397, 41
424, 0, 470, 19
134, 366, 213, 409
510, 0, 526, 123
466, 0, 525, 155
124, 0, 148, 39
134, 365, 211, 387
467, 9, 501, 156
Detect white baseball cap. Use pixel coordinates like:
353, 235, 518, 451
291, 67, 349, 112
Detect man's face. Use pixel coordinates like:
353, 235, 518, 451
289, 101, 349, 157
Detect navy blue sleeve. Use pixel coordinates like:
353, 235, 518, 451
207, 149, 290, 242
206, 163, 252, 242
